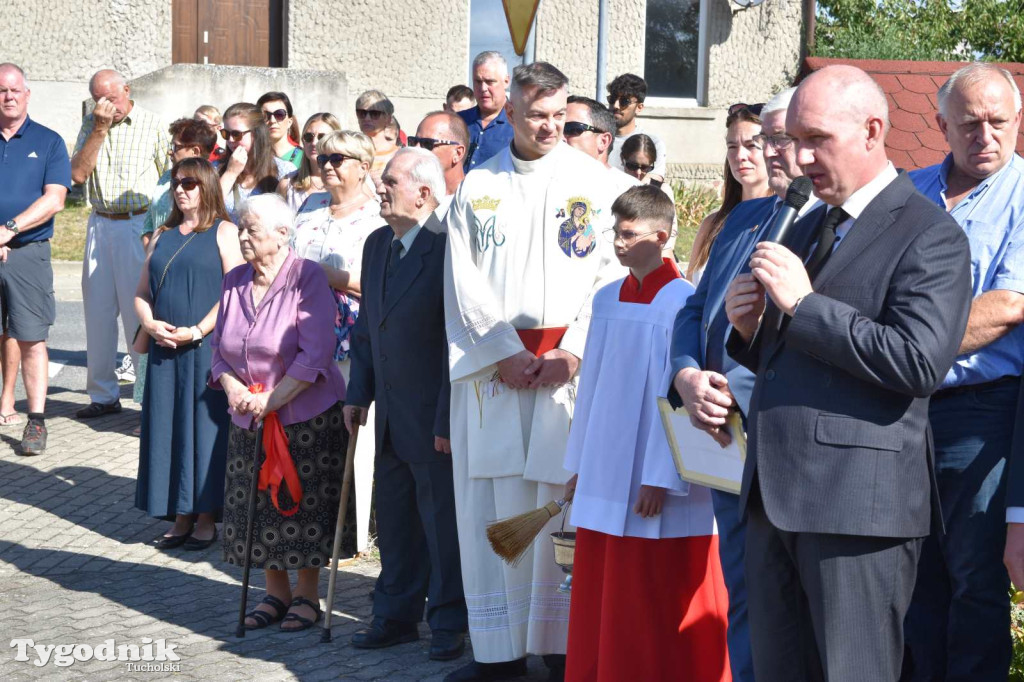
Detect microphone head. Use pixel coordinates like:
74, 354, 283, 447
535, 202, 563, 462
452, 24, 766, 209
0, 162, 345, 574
784, 176, 814, 210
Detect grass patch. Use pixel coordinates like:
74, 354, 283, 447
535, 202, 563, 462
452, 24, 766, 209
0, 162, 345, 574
672, 181, 721, 263
53, 198, 90, 261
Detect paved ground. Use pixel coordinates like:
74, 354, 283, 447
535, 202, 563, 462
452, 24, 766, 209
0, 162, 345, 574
0, 263, 552, 681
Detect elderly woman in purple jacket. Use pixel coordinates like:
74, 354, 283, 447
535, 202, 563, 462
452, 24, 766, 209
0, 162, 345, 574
210, 193, 347, 632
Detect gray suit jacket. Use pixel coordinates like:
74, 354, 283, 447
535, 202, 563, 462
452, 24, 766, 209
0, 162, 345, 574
727, 173, 972, 538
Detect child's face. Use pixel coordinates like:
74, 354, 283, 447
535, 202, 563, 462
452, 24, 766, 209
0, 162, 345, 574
611, 217, 665, 270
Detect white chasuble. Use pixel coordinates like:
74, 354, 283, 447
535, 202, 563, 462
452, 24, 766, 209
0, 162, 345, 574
564, 278, 718, 540
444, 142, 625, 661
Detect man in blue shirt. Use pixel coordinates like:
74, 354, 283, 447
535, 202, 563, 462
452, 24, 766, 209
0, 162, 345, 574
458, 51, 514, 171
0, 63, 71, 456
905, 63, 1024, 682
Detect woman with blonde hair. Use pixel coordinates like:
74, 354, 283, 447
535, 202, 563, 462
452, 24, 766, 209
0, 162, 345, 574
134, 157, 244, 550
277, 112, 342, 212
219, 103, 296, 221
354, 90, 398, 182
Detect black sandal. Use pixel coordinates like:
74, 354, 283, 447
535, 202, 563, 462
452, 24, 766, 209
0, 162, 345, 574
280, 596, 322, 632
244, 595, 288, 630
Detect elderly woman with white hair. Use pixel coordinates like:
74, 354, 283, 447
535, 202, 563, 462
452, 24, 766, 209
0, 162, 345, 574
210, 193, 347, 632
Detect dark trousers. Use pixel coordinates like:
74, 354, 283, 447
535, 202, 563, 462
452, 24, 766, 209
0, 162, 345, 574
746, 492, 922, 682
903, 380, 1017, 681
373, 431, 467, 632
711, 489, 754, 682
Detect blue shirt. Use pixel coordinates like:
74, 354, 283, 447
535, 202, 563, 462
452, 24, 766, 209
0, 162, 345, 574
911, 153, 1024, 387
459, 106, 514, 171
0, 116, 72, 246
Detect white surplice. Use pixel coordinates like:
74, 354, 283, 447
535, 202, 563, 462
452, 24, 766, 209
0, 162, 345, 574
564, 278, 718, 539
444, 142, 625, 661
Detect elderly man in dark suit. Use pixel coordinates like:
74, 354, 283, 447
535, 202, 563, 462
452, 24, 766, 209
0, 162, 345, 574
723, 64, 973, 681
344, 148, 467, 662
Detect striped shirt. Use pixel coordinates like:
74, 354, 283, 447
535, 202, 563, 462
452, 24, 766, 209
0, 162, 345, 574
73, 102, 170, 213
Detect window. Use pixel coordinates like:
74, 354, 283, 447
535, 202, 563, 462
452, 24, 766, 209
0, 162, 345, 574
468, 0, 535, 78
644, 0, 705, 104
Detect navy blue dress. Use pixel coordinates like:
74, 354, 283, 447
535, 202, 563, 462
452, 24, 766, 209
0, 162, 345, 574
135, 223, 230, 520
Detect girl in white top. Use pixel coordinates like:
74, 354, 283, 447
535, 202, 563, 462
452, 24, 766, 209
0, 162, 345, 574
278, 113, 342, 213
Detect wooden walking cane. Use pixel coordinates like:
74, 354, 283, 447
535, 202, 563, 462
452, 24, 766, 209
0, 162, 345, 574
235, 421, 265, 638
321, 420, 360, 643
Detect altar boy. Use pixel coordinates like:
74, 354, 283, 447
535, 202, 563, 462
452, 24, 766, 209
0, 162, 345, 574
563, 185, 731, 682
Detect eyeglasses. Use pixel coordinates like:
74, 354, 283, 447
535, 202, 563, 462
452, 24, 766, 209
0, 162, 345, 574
170, 177, 200, 192
752, 133, 795, 150
302, 131, 328, 144
603, 228, 660, 245
169, 142, 194, 154
728, 102, 765, 117
607, 95, 639, 108
317, 153, 359, 168
356, 109, 386, 120
563, 121, 605, 137
220, 129, 251, 142
624, 160, 655, 174
263, 108, 289, 122
407, 136, 459, 151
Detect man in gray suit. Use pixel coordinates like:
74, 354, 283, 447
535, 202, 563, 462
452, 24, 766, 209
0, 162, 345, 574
723, 65, 973, 681
344, 148, 467, 662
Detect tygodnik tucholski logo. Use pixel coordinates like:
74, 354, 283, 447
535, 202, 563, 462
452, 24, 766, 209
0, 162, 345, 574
10, 637, 182, 671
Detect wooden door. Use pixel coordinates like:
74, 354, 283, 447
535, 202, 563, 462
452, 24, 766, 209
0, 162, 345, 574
172, 0, 284, 67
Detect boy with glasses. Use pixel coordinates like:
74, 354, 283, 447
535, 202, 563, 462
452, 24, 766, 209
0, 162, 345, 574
606, 73, 668, 177
563, 184, 729, 681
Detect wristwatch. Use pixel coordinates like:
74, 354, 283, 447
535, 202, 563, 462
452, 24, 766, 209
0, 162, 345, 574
4, 219, 18, 234
190, 326, 203, 345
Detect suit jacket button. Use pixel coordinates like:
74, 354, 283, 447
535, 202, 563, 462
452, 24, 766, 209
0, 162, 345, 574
765, 369, 776, 381
379, 323, 386, 331
385, 383, 392, 390
381, 354, 388, 362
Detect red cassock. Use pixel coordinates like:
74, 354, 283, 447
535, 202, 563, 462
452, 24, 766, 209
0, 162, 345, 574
565, 528, 732, 682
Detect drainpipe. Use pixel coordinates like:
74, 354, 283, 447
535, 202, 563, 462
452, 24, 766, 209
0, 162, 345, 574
596, 0, 609, 99
803, 0, 817, 59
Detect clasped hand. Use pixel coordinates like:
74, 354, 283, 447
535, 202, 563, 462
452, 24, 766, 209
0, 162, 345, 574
497, 349, 579, 390
228, 385, 270, 421
147, 320, 194, 349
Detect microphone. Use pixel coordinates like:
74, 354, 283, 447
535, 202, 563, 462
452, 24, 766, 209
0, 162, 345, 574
765, 176, 814, 245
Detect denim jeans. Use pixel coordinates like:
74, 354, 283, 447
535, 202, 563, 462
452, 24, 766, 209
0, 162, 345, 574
903, 379, 1018, 681
712, 488, 754, 682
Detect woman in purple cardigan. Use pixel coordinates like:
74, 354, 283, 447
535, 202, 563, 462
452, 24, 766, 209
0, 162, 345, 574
210, 193, 347, 632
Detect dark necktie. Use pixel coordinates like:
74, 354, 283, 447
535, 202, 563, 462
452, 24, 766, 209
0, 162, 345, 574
384, 240, 403, 296
804, 207, 849, 280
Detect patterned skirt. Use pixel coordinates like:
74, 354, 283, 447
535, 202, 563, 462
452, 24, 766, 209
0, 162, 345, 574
221, 402, 354, 570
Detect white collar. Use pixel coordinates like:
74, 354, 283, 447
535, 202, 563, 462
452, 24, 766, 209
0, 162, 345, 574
839, 162, 898, 220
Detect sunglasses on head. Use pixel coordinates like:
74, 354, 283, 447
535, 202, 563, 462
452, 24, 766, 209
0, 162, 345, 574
356, 108, 386, 120
563, 121, 604, 137
728, 102, 765, 117
171, 177, 200, 191
317, 153, 358, 168
624, 161, 655, 174
302, 131, 328, 144
263, 108, 289, 122
220, 128, 251, 142
407, 136, 458, 151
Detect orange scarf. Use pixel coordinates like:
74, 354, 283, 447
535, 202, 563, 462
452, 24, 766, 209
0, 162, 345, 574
249, 384, 303, 517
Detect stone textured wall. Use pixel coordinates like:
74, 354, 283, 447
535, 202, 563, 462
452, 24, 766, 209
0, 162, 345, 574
705, 0, 804, 107
287, 0, 469, 100
5, 0, 171, 82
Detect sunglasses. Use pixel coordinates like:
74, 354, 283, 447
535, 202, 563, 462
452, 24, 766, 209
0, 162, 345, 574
317, 153, 359, 168
220, 129, 251, 142
356, 109, 386, 120
171, 177, 200, 191
624, 161, 656, 174
407, 136, 458, 151
263, 108, 289, 122
728, 102, 765, 117
607, 95, 639, 108
563, 121, 604, 137
169, 142, 194, 154
302, 131, 328, 144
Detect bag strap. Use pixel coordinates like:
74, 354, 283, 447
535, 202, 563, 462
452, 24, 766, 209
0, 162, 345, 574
152, 229, 200, 306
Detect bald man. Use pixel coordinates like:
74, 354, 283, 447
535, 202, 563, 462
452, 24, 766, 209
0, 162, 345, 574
71, 69, 169, 418
411, 111, 468, 220
723, 65, 972, 680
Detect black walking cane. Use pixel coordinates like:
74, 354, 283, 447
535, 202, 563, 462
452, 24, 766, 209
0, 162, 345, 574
235, 420, 265, 638
321, 421, 360, 643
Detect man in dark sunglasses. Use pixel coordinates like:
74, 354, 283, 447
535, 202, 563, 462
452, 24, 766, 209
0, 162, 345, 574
413, 111, 470, 219
606, 73, 669, 177
564, 96, 616, 168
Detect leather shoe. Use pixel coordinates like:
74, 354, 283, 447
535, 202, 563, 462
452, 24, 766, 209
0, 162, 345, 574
76, 401, 122, 419
183, 527, 218, 551
154, 531, 192, 550
351, 618, 419, 649
429, 629, 466, 661
443, 658, 528, 682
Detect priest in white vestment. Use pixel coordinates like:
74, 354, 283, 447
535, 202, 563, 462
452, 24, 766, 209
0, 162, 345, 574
443, 62, 625, 682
